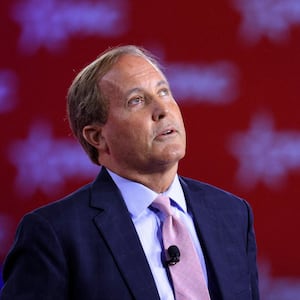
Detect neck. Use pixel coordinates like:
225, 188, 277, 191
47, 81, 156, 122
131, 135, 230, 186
105, 164, 178, 193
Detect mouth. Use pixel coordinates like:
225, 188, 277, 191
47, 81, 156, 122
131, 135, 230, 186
162, 129, 174, 135
156, 127, 177, 138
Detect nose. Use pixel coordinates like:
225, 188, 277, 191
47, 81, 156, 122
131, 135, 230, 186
152, 97, 169, 121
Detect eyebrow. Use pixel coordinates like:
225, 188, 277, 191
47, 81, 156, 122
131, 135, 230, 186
125, 80, 169, 98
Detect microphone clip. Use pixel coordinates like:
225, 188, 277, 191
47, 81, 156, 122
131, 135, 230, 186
166, 245, 180, 266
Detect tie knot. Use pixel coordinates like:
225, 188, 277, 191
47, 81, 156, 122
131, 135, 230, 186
152, 195, 172, 216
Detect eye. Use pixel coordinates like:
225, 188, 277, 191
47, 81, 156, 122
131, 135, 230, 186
158, 88, 170, 97
128, 95, 144, 106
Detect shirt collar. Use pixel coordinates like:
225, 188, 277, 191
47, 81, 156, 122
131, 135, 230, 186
107, 169, 186, 218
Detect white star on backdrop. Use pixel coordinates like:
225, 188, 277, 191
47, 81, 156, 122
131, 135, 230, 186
228, 113, 300, 189
12, 0, 129, 54
233, 0, 300, 43
8, 121, 98, 197
167, 61, 239, 104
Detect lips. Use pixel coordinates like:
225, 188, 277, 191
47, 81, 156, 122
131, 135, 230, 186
162, 129, 173, 135
156, 126, 177, 138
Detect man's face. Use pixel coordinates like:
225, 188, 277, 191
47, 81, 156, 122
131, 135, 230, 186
98, 54, 186, 175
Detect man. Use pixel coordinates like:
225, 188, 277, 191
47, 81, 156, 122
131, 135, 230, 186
0, 45, 259, 299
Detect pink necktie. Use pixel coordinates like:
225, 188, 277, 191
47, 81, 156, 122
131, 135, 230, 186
153, 195, 211, 300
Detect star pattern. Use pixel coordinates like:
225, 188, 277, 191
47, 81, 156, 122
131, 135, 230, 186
233, 0, 300, 43
12, 0, 128, 53
229, 113, 300, 189
8, 121, 98, 197
166, 62, 239, 104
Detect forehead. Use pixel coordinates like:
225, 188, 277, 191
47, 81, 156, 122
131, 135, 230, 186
100, 54, 166, 86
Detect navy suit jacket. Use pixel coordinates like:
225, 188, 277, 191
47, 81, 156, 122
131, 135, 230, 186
1, 167, 259, 299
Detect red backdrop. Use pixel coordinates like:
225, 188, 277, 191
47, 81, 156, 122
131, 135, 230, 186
1, 0, 300, 298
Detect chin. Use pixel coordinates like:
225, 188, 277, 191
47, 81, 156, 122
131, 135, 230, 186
159, 150, 186, 166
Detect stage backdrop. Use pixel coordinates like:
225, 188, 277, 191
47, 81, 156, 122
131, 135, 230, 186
1, 0, 300, 298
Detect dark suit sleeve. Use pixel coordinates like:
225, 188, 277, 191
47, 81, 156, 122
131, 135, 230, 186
0, 212, 68, 300
244, 200, 260, 300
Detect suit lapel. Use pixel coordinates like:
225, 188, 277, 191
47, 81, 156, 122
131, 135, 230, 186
90, 168, 160, 300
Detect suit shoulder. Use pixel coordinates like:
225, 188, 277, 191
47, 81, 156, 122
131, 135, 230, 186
32, 182, 93, 219
179, 175, 249, 210
180, 175, 239, 197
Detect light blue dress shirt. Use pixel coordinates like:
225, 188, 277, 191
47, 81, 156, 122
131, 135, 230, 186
107, 169, 208, 300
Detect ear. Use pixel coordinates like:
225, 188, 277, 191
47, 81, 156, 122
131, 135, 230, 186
82, 124, 107, 152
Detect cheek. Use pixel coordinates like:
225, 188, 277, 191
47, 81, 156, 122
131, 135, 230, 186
105, 113, 152, 147
108, 122, 143, 148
